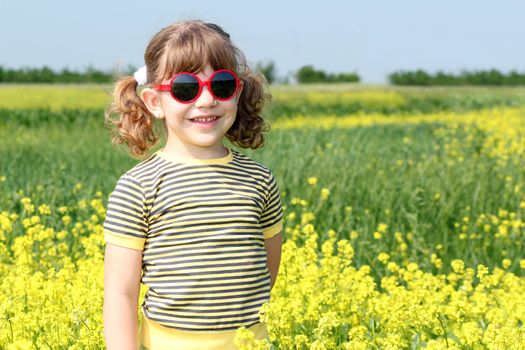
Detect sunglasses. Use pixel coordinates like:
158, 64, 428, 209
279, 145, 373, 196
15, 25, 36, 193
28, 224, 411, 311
153, 69, 240, 103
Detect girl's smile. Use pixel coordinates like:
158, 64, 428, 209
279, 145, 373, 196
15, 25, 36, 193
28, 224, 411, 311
189, 114, 221, 127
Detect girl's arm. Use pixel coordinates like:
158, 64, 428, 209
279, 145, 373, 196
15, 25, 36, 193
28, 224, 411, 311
264, 231, 283, 290
103, 243, 143, 350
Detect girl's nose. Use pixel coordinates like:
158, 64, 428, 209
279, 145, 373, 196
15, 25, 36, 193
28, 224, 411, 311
194, 86, 216, 107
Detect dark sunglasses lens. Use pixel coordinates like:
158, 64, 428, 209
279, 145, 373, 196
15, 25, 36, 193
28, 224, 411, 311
172, 74, 199, 101
211, 71, 237, 99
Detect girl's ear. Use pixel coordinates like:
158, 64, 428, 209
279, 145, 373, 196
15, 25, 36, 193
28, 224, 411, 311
140, 88, 165, 119
236, 80, 244, 100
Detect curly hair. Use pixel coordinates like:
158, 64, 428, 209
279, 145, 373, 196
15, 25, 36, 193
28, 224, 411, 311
105, 20, 272, 159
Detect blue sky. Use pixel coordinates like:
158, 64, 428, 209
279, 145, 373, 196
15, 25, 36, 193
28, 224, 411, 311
1, 1, 524, 83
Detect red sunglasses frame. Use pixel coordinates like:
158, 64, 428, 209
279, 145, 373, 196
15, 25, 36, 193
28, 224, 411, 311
153, 69, 240, 103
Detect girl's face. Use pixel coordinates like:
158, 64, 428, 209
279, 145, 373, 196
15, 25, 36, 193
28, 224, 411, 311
145, 64, 243, 155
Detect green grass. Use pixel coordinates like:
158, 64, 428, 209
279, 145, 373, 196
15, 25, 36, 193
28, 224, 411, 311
1, 103, 523, 278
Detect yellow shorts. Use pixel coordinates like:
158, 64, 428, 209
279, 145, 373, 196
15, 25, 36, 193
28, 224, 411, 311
139, 311, 269, 350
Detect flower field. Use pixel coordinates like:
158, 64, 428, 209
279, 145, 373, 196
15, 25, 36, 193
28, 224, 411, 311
0, 84, 524, 349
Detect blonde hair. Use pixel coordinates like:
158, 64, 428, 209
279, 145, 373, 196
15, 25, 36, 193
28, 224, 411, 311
105, 20, 271, 159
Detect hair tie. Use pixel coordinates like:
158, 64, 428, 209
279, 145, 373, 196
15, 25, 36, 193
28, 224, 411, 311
134, 66, 148, 86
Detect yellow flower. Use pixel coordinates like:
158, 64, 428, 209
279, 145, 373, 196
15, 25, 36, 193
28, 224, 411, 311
497, 226, 508, 238
387, 261, 399, 273
291, 197, 301, 205
30, 215, 40, 225
502, 259, 511, 269
7, 339, 33, 350
460, 321, 482, 346
301, 212, 315, 225
377, 223, 388, 233
520, 259, 525, 269
477, 264, 489, 280
406, 262, 419, 272
301, 224, 315, 235
308, 177, 318, 186
377, 252, 390, 264
234, 326, 268, 350
20, 197, 35, 214
58, 206, 68, 214
451, 259, 465, 274
57, 230, 67, 240
320, 188, 330, 200
432, 257, 443, 269
62, 215, 72, 226
38, 204, 51, 216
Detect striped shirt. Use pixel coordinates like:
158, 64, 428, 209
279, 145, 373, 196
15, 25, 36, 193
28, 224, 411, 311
103, 146, 283, 333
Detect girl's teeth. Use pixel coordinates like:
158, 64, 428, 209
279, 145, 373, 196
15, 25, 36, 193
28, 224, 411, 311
193, 117, 217, 122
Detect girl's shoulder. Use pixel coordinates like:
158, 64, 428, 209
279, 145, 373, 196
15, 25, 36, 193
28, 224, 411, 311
230, 149, 275, 176
116, 151, 161, 185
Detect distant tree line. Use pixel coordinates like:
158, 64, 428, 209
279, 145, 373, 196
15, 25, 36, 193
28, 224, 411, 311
3, 64, 525, 86
0, 63, 361, 85
294, 65, 360, 83
390, 69, 525, 86
0, 65, 118, 83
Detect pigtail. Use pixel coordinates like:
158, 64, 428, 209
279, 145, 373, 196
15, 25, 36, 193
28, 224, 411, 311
104, 76, 160, 159
226, 69, 272, 149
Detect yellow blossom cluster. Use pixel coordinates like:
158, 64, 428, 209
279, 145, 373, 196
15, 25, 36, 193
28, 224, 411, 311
0, 85, 111, 111
238, 225, 525, 349
272, 89, 407, 110
2, 189, 524, 349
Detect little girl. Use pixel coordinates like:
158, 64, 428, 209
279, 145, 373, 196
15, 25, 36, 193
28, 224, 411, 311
102, 20, 283, 350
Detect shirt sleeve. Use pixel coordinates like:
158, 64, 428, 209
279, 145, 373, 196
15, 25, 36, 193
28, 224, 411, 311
260, 168, 284, 240
103, 173, 148, 250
